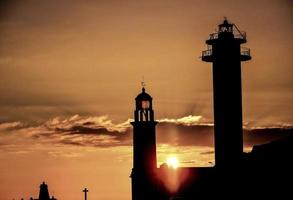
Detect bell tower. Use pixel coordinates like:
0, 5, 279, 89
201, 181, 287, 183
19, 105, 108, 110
131, 87, 158, 200
202, 19, 251, 168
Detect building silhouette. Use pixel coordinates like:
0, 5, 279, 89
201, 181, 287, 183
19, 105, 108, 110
202, 18, 251, 168
130, 19, 293, 200
130, 87, 161, 200
30, 182, 57, 200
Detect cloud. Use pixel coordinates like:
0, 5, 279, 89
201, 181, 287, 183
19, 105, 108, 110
243, 127, 293, 146
0, 115, 133, 150
0, 121, 24, 131
0, 115, 292, 154
158, 115, 210, 126
156, 144, 214, 167
48, 150, 83, 158
45, 114, 131, 133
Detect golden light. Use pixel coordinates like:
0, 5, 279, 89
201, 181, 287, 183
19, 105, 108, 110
141, 100, 150, 109
166, 156, 179, 169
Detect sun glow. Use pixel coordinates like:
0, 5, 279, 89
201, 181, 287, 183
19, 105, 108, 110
166, 156, 179, 169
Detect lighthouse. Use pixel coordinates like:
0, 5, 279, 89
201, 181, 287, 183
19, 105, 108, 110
202, 19, 251, 168
130, 87, 158, 200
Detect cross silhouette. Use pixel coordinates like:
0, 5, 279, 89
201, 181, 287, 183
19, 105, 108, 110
83, 188, 89, 200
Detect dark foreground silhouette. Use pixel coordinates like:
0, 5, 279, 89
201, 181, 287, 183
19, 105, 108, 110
29, 182, 57, 200
130, 19, 293, 200
16, 19, 292, 200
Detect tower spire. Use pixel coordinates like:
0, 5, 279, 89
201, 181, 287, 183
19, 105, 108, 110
141, 76, 146, 91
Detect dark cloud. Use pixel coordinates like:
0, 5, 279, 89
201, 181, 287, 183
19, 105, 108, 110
243, 127, 293, 146
200, 150, 214, 155
0, 115, 292, 151
158, 123, 293, 147
157, 123, 214, 146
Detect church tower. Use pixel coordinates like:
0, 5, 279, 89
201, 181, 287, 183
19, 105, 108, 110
131, 87, 158, 200
37, 182, 56, 200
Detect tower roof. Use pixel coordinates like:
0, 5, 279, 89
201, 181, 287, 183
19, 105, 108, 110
135, 87, 152, 101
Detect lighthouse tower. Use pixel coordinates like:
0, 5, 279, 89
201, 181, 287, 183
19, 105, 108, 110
131, 87, 158, 200
202, 19, 251, 168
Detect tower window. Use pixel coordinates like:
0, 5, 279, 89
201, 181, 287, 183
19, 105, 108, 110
141, 101, 150, 109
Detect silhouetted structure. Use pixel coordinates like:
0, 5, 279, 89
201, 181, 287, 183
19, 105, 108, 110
130, 87, 160, 200
83, 188, 88, 200
202, 18, 251, 168
30, 182, 57, 200
130, 19, 293, 200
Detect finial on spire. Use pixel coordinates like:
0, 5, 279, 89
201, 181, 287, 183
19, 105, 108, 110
223, 16, 229, 25
141, 76, 146, 92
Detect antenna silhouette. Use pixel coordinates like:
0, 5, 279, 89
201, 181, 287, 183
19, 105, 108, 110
141, 76, 146, 88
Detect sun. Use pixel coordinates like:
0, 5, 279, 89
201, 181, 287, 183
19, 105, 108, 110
166, 156, 179, 169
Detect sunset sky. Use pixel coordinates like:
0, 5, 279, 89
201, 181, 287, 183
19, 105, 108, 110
0, 0, 292, 200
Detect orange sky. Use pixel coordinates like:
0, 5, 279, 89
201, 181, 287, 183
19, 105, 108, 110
0, 0, 292, 199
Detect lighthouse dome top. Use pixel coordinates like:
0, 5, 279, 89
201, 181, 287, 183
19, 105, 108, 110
135, 87, 152, 101
204, 18, 248, 46
218, 18, 233, 32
